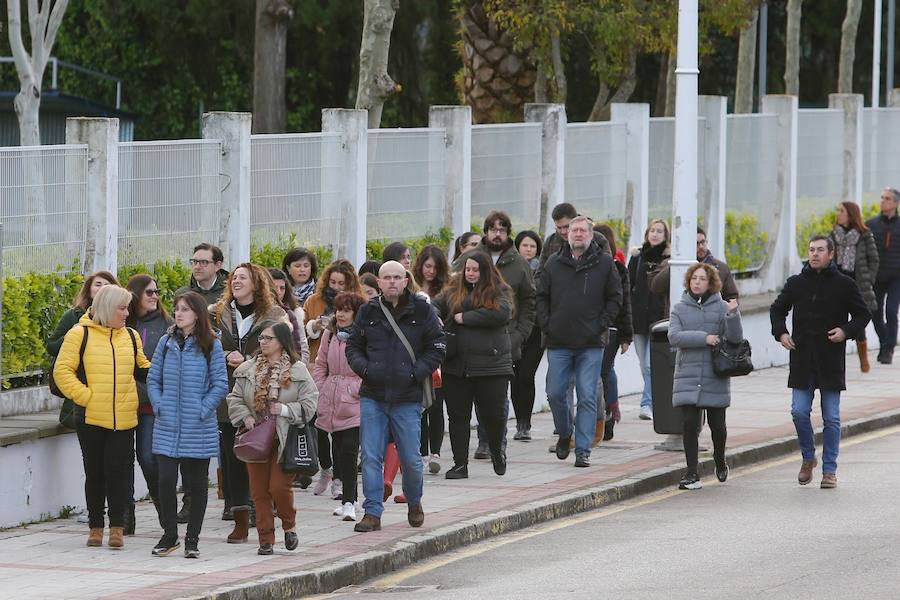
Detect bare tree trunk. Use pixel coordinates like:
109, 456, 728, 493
665, 50, 676, 116
534, 63, 549, 103
356, 0, 400, 129
252, 0, 294, 134
550, 33, 567, 104
588, 52, 637, 121
654, 53, 668, 117
735, 7, 759, 114
838, 0, 863, 93
784, 0, 802, 96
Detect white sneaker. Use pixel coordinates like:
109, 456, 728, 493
331, 478, 343, 500
313, 468, 333, 496
341, 502, 357, 522
332, 504, 344, 516
428, 454, 441, 474
639, 405, 653, 420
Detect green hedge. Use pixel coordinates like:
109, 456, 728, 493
795, 203, 880, 257
724, 212, 769, 273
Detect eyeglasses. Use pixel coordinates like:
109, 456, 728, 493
189, 259, 213, 266
144, 289, 161, 297
488, 227, 507, 235
258, 334, 275, 343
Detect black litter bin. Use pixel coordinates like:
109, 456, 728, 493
649, 319, 682, 434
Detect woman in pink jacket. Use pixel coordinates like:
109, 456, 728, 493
313, 292, 366, 522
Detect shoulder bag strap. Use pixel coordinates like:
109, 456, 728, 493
378, 300, 417, 364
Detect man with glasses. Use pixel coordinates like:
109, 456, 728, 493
539, 203, 610, 267
648, 227, 739, 307
176, 243, 229, 306
866, 188, 900, 364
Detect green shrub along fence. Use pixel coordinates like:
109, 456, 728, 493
795, 203, 880, 257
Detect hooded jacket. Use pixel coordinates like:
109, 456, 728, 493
313, 328, 362, 433
535, 240, 623, 349
176, 269, 229, 306
52, 313, 152, 430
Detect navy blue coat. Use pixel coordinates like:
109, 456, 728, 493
346, 292, 446, 404
148, 331, 228, 459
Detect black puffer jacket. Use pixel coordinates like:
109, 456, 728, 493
628, 243, 670, 335
865, 213, 900, 283
346, 292, 446, 404
613, 260, 634, 344
432, 286, 514, 378
536, 240, 622, 349
770, 263, 871, 391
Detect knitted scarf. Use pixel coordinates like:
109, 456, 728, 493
253, 351, 293, 414
832, 226, 860, 274
293, 279, 317, 306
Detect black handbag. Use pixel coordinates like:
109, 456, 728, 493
281, 421, 319, 476
711, 338, 754, 377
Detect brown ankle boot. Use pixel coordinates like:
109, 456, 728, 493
227, 509, 249, 543
857, 341, 870, 372
87, 528, 103, 547
107, 527, 124, 548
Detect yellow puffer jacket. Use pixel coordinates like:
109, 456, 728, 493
53, 313, 151, 430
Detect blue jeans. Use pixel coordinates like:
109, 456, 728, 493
546, 347, 604, 456
130, 412, 158, 502
873, 278, 900, 351
359, 398, 423, 518
791, 386, 841, 474
632, 334, 653, 408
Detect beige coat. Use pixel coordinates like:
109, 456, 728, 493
226, 358, 319, 463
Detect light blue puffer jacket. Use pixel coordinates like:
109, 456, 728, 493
148, 330, 228, 459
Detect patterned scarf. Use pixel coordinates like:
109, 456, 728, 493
253, 351, 293, 414
832, 226, 860, 274
293, 279, 316, 306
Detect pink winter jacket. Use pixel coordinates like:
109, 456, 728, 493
313, 329, 362, 433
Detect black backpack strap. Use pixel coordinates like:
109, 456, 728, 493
75, 326, 89, 384
127, 327, 148, 383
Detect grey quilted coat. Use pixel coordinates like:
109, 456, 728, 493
668, 291, 743, 408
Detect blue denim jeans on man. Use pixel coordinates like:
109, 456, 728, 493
791, 382, 841, 474
546, 347, 604, 456
359, 398, 423, 518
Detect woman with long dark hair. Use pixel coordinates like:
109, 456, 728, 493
434, 252, 513, 480
148, 291, 228, 557
510, 230, 542, 440
282, 248, 318, 306
46, 271, 119, 358
829, 201, 879, 372
268, 268, 310, 364
453, 232, 482, 261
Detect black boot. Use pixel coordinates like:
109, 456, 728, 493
176, 496, 191, 524
124, 502, 136, 536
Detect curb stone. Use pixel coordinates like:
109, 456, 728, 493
192, 407, 900, 600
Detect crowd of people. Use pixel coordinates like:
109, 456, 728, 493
45, 188, 900, 555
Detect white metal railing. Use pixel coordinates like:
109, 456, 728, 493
471, 123, 542, 229
0, 144, 88, 276
118, 139, 222, 267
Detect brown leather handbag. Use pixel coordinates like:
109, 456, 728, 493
233, 416, 277, 463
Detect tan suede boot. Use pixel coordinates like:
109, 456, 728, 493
857, 341, 870, 372
107, 527, 124, 549
227, 509, 249, 543
86, 528, 103, 547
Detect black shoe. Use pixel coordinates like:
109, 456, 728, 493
603, 419, 615, 441
294, 475, 313, 489
151, 535, 180, 557
490, 450, 507, 476
473, 443, 490, 460
877, 348, 892, 364
184, 538, 199, 559
176, 499, 191, 524
285, 531, 298, 551
520, 428, 532, 442
222, 507, 234, 521
555, 436, 571, 460
678, 473, 702, 490
716, 463, 729, 483
884, 351, 894, 365
513, 424, 525, 441
124, 503, 136, 536
574, 454, 590, 468
258, 543, 274, 556
445, 464, 469, 479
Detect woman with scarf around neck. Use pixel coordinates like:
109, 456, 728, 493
669, 263, 742, 491
268, 268, 311, 365
829, 201, 879, 372
304, 259, 365, 499
627, 219, 671, 421
227, 321, 318, 555
283, 248, 318, 307
313, 292, 366, 522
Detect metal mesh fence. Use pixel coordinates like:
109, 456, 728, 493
118, 140, 222, 266
250, 133, 343, 250
647, 117, 706, 225
796, 109, 845, 224
862, 108, 900, 205
564, 122, 628, 225
471, 123, 542, 230
0, 144, 88, 276
367, 128, 446, 240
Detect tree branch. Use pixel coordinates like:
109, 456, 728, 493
7, 0, 33, 81
550, 32, 566, 104
44, 0, 71, 61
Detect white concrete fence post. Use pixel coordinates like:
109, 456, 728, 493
827, 93, 865, 203
66, 117, 119, 275
429, 106, 472, 240
610, 103, 650, 250
202, 112, 252, 267
759, 95, 802, 293
524, 103, 567, 237
698, 96, 728, 260
322, 109, 368, 267
890, 89, 900, 107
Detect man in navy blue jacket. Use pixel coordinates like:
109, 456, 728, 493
347, 261, 446, 532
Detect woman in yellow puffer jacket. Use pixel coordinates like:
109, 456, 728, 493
54, 285, 151, 550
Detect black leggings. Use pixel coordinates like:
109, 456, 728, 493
317, 426, 341, 481
77, 422, 134, 528
331, 427, 360, 503
420, 388, 445, 456
218, 422, 251, 509
444, 374, 508, 466
511, 328, 543, 428
682, 406, 727, 474
158, 456, 209, 540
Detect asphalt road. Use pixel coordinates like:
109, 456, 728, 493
309, 426, 900, 600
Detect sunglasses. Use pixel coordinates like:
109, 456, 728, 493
144, 289, 161, 297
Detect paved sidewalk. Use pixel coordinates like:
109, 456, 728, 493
1, 356, 898, 600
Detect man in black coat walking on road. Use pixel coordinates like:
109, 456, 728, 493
770, 236, 870, 490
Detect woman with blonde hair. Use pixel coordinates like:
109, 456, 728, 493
54, 285, 151, 549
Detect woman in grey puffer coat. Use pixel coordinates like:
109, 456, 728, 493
669, 263, 743, 491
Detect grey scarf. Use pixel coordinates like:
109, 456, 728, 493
832, 226, 860, 274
